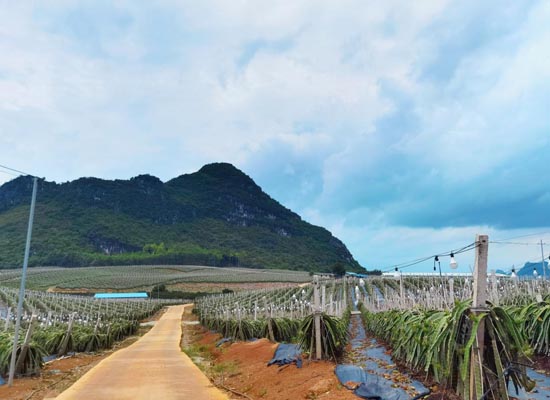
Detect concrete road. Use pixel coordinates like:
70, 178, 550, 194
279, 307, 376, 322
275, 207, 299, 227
54, 305, 228, 400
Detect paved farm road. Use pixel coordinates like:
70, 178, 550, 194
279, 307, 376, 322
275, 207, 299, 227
54, 305, 228, 400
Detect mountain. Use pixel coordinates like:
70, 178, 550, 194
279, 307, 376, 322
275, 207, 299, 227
0, 163, 364, 273
495, 269, 510, 276
517, 261, 550, 278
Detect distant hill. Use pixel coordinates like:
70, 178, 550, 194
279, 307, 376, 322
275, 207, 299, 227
0, 163, 364, 273
517, 261, 550, 278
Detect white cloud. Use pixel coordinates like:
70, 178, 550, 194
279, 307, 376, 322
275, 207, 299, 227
1, 1, 549, 268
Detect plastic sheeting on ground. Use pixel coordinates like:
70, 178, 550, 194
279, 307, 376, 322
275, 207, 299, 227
509, 367, 550, 400
43, 354, 57, 363
335, 364, 430, 400
215, 337, 232, 347
267, 343, 302, 368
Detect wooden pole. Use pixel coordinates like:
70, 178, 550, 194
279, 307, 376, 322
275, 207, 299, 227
15, 314, 37, 374
399, 274, 404, 308
5, 307, 11, 331
321, 284, 326, 312
263, 297, 274, 342
448, 278, 454, 306
470, 234, 488, 400
58, 312, 76, 356
313, 276, 322, 360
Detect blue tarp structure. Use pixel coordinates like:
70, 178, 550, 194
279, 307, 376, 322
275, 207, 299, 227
94, 292, 148, 299
267, 344, 302, 368
335, 365, 430, 400
0, 375, 5, 386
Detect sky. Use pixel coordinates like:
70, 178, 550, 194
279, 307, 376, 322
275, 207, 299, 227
1, 1, 549, 273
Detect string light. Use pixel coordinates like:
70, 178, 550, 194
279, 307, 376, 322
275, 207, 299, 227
381, 242, 477, 273
450, 252, 458, 269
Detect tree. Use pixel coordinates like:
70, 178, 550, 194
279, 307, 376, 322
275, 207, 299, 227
331, 262, 346, 277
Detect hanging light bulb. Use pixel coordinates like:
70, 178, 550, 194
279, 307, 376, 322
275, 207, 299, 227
450, 253, 458, 269
393, 267, 400, 279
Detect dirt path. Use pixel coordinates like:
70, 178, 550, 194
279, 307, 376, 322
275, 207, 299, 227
52, 305, 228, 400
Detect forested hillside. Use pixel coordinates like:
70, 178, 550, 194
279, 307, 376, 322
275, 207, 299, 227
0, 163, 363, 273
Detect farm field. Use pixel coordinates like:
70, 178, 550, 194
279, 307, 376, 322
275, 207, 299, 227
0, 307, 168, 400
0, 264, 311, 390
193, 274, 550, 399
2, 263, 550, 399
0, 265, 311, 292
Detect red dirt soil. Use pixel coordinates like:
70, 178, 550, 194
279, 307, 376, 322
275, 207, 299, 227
0, 352, 110, 400
215, 338, 358, 400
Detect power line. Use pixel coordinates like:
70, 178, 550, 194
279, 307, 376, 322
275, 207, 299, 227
0, 169, 20, 178
492, 231, 550, 242
382, 241, 478, 273
490, 241, 550, 246
0, 163, 36, 178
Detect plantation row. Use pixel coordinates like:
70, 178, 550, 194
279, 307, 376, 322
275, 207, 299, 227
0, 286, 182, 377
195, 273, 550, 398
0, 287, 180, 324
195, 280, 347, 321
0, 265, 310, 290
353, 275, 550, 311
358, 295, 550, 399
195, 277, 350, 359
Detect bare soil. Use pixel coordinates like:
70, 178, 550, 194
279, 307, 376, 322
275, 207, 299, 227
181, 311, 357, 400
181, 311, 470, 400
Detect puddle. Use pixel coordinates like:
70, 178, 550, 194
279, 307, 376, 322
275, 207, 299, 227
341, 314, 429, 399
344, 310, 550, 399
360, 286, 369, 301
510, 368, 550, 399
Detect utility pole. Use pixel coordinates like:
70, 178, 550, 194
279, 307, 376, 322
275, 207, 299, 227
541, 240, 546, 281
470, 234, 488, 399
8, 177, 38, 386
313, 276, 322, 360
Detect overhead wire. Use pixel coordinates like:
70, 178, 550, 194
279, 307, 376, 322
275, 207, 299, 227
490, 241, 550, 246
492, 231, 550, 242
0, 163, 36, 178
381, 241, 478, 273
0, 169, 20, 178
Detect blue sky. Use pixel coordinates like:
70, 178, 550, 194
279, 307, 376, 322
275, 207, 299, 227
1, 1, 549, 273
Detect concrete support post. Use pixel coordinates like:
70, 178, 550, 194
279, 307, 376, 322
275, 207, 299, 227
470, 234, 488, 400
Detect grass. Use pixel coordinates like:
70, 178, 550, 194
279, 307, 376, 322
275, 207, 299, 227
182, 343, 210, 359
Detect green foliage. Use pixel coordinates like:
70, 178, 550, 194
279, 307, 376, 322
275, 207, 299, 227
508, 299, 550, 356
360, 300, 534, 399
330, 262, 346, 277
0, 165, 364, 273
0, 331, 46, 376
299, 313, 348, 361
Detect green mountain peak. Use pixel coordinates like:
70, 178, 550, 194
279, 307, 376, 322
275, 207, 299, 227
0, 163, 364, 273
